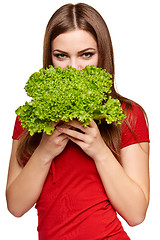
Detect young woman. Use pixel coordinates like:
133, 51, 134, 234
6, 3, 150, 240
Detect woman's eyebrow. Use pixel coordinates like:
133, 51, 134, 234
78, 48, 97, 54
52, 49, 68, 54
52, 48, 96, 54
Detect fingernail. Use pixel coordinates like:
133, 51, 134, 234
56, 126, 63, 131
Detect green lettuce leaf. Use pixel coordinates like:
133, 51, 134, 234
15, 65, 126, 135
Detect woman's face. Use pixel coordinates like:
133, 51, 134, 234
51, 29, 99, 70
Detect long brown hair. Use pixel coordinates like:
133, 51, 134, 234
17, 3, 147, 166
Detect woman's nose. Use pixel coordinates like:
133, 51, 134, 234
68, 58, 82, 70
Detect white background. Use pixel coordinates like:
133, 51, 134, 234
0, 0, 159, 239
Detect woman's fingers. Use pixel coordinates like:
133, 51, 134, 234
56, 126, 85, 141
56, 120, 98, 145
49, 122, 72, 137
56, 119, 107, 160
63, 120, 89, 133
88, 120, 97, 128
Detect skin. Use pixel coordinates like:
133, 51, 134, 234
51, 29, 99, 70
6, 30, 150, 226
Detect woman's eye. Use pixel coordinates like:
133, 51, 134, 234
82, 52, 94, 58
54, 54, 67, 59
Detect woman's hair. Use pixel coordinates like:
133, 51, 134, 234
16, 3, 148, 166
43, 3, 114, 78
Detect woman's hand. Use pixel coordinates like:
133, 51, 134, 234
56, 120, 108, 161
36, 122, 70, 163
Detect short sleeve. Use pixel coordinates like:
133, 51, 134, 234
12, 116, 24, 140
121, 103, 150, 149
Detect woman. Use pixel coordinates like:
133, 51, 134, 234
6, 3, 150, 240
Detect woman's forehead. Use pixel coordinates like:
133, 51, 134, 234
51, 29, 98, 52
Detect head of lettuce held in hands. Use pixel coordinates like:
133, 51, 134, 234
7, 3, 150, 240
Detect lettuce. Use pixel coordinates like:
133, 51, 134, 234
15, 65, 126, 136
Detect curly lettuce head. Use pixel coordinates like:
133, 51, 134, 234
16, 65, 126, 135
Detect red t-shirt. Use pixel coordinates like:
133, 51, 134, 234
12, 103, 149, 240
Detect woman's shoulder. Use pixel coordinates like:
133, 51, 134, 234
121, 101, 148, 125
121, 101, 150, 149
122, 101, 145, 115
12, 116, 24, 140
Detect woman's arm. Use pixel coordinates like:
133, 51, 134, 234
94, 142, 150, 226
57, 120, 150, 226
6, 140, 52, 217
6, 123, 69, 217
